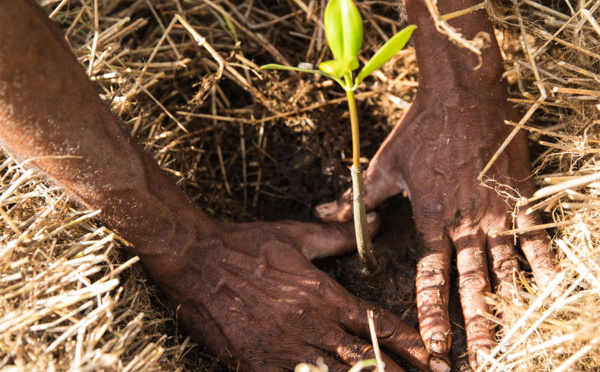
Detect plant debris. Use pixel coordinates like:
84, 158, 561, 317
1, 0, 598, 371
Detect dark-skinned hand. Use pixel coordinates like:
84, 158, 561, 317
143, 216, 455, 371
315, 0, 558, 369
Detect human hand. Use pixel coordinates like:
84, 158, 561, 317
314, 0, 560, 367
314, 86, 558, 369
139, 213, 450, 372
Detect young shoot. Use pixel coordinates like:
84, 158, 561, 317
259, 0, 416, 272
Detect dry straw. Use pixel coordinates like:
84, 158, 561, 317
1, 0, 598, 371
477, 1, 600, 370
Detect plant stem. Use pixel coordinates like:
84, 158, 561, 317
347, 90, 361, 169
346, 88, 377, 272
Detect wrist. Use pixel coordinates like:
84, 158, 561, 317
98, 154, 218, 258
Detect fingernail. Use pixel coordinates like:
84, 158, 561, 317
429, 357, 451, 372
429, 333, 447, 355
367, 212, 377, 224
315, 201, 338, 217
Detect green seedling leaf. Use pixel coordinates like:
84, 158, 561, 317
323, 0, 363, 77
318, 59, 344, 76
355, 24, 417, 87
258, 64, 319, 74
318, 56, 359, 80
258, 63, 344, 87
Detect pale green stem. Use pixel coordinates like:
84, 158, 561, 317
345, 76, 377, 272
347, 89, 361, 169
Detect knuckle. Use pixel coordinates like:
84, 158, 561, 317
414, 196, 445, 223
487, 205, 511, 228
453, 197, 485, 227
519, 231, 554, 266
460, 197, 481, 215
358, 344, 375, 361
416, 262, 448, 290
291, 306, 310, 324
496, 280, 518, 297
459, 270, 489, 295
282, 302, 312, 325
492, 255, 519, 281
338, 343, 360, 363
373, 309, 399, 341
466, 316, 494, 337
311, 272, 331, 297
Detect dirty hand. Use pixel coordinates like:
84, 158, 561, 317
315, 0, 558, 369
315, 90, 557, 368
140, 215, 453, 372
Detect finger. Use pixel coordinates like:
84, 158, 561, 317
515, 209, 558, 289
314, 137, 405, 223
341, 305, 451, 372
320, 334, 406, 372
487, 228, 521, 300
486, 229, 521, 346
280, 212, 381, 260
314, 188, 354, 223
416, 235, 453, 357
454, 227, 494, 370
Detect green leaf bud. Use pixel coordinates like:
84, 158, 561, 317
322, 0, 363, 77
355, 25, 416, 86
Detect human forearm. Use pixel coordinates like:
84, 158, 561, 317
403, 0, 507, 95
0, 0, 214, 255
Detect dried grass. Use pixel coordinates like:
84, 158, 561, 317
0, 159, 196, 371
0, 0, 598, 371
479, 1, 600, 371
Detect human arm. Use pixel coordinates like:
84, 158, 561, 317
315, 0, 558, 368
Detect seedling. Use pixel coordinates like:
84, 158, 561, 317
260, 0, 416, 272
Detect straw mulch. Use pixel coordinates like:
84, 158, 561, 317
0, 0, 598, 371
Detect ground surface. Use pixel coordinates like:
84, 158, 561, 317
1, 0, 599, 371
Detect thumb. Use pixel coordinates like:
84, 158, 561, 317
314, 148, 405, 223
286, 212, 381, 260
